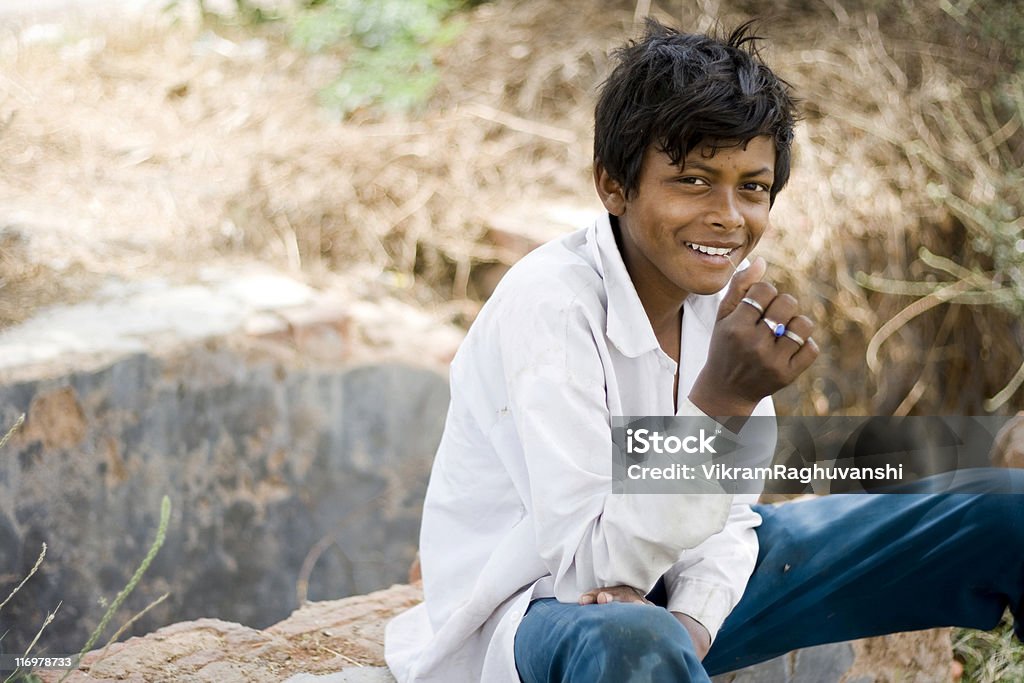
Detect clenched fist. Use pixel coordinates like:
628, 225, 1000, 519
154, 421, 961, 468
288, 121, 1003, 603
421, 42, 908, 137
689, 257, 819, 418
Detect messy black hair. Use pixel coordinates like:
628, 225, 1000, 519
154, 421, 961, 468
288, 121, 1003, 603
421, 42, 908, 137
594, 19, 799, 205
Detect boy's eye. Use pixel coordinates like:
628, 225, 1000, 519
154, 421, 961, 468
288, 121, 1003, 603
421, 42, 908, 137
742, 182, 771, 192
678, 177, 708, 186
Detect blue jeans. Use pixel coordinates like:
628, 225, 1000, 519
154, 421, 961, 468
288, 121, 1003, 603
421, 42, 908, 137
514, 469, 1024, 682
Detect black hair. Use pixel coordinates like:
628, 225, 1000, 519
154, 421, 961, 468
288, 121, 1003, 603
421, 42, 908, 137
594, 19, 799, 205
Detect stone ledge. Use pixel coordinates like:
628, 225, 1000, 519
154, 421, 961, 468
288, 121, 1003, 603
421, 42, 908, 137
0, 265, 464, 385
37, 582, 951, 683
39, 584, 419, 683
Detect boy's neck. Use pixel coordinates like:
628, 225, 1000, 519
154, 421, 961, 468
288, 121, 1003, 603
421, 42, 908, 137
610, 215, 686, 340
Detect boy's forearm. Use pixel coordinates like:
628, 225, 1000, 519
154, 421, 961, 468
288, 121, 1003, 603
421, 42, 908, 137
671, 611, 712, 661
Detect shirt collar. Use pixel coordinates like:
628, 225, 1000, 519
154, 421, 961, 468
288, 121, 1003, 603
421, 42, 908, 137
588, 213, 731, 358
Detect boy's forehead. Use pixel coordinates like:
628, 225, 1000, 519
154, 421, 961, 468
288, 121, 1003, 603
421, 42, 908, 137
651, 135, 776, 168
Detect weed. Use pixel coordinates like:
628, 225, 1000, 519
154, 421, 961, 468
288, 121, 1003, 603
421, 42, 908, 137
955, 610, 1024, 683
58, 496, 171, 682
0, 416, 51, 683
290, 0, 466, 117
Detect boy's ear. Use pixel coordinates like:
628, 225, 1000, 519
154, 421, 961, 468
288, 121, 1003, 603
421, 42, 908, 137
593, 162, 627, 216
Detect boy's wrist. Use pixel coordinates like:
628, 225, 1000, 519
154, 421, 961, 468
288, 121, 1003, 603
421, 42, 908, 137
688, 384, 758, 419
670, 611, 711, 660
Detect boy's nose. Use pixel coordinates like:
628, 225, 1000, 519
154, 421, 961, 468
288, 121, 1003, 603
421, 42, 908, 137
708, 192, 744, 230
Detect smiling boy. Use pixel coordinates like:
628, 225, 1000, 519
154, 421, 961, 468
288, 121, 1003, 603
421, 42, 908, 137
384, 19, 1024, 683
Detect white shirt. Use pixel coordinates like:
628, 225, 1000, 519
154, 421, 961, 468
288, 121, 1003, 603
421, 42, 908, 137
385, 213, 774, 683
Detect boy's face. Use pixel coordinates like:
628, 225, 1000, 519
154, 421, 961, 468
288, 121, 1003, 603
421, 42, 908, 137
596, 135, 775, 304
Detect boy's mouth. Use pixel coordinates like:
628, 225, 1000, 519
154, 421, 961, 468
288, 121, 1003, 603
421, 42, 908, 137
683, 241, 740, 257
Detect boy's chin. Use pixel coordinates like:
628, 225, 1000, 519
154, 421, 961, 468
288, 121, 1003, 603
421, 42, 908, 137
689, 279, 733, 296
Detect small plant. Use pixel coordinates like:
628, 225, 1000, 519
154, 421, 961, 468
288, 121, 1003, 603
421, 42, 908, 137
58, 496, 171, 682
0, 415, 48, 683
955, 610, 1024, 683
163, 0, 285, 24
0, 411, 170, 681
290, 0, 466, 117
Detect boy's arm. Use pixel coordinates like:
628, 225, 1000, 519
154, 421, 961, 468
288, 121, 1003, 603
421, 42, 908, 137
660, 400, 774, 647
577, 501, 759, 661
663, 501, 761, 645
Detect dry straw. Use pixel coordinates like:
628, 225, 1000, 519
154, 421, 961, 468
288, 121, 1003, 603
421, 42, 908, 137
0, 0, 1019, 417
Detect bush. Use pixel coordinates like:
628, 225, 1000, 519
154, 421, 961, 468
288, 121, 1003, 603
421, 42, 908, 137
290, 0, 466, 116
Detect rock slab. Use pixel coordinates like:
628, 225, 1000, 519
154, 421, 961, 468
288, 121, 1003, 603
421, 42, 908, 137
34, 583, 950, 683
0, 275, 457, 655
38, 584, 419, 682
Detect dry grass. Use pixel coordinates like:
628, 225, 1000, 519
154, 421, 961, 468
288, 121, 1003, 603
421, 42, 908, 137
0, 0, 1020, 413
707, 1, 1024, 416
0, 1, 619, 328
955, 611, 1024, 683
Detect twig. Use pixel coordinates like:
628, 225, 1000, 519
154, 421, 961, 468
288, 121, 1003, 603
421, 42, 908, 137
321, 646, 363, 667
977, 96, 1021, 155
0, 543, 45, 614
820, 0, 850, 25
985, 357, 1024, 412
633, 0, 651, 23
94, 592, 170, 662
272, 212, 302, 272
4, 602, 62, 683
21, 601, 61, 658
296, 535, 335, 605
893, 304, 958, 416
866, 278, 976, 374
462, 103, 577, 145
856, 272, 948, 296
918, 247, 1002, 289
0, 414, 25, 451
295, 484, 388, 604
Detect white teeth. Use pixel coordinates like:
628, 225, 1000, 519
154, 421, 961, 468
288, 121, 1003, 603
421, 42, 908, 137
685, 242, 734, 256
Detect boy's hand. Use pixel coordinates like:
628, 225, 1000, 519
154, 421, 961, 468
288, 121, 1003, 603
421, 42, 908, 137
716, 256, 769, 320
578, 585, 651, 605
689, 256, 819, 417
577, 586, 711, 661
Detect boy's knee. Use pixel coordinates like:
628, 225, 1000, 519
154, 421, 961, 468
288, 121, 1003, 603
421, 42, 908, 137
575, 604, 696, 680
961, 479, 1024, 541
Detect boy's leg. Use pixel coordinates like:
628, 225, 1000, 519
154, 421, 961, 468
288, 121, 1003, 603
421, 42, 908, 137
703, 469, 1024, 676
514, 598, 710, 683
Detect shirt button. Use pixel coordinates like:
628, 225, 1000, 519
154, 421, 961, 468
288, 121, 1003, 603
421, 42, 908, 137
509, 610, 522, 622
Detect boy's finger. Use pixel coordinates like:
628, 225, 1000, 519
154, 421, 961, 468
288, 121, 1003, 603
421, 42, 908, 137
717, 256, 767, 321
788, 335, 820, 373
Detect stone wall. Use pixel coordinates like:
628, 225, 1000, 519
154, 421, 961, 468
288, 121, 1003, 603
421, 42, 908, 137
0, 271, 456, 656
0, 349, 448, 654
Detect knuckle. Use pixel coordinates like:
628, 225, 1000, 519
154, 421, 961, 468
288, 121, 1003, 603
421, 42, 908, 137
748, 282, 775, 300
792, 314, 814, 331
777, 293, 798, 308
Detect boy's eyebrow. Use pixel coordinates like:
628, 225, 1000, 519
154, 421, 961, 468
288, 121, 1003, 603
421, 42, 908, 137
680, 160, 775, 178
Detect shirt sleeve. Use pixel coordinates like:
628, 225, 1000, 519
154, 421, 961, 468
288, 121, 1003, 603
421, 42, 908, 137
494, 291, 734, 602
662, 500, 761, 644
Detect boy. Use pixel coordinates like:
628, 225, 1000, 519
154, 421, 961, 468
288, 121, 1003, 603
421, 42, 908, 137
385, 19, 1024, 683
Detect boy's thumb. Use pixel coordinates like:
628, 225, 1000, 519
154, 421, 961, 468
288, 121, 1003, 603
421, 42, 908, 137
717, 256, 767, 321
